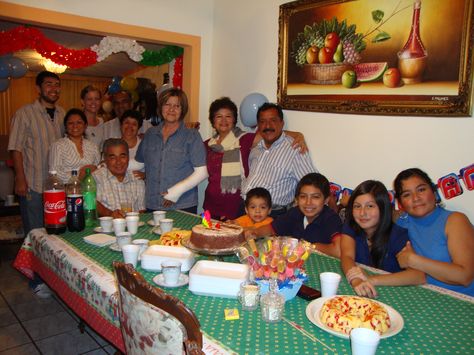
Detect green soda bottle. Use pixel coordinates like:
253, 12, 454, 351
82, 168, 97, 227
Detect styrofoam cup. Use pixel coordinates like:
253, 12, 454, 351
122, 244, 140, 268
320, 272, 341, 297
161, 260, 181, 286
125, 215, 139, 235
160, 218, 174, 233
116, 232, 132, 249
113, 218, 126, 235
99, 216, 113, 233
153, 210, 166, 225
350, 328, 380, 355
132, 239, 149, 258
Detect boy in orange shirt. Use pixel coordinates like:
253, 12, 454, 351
233, 187, 273, 228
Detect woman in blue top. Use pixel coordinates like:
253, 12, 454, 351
136, 88, 207, 213
340, 180, 425, 298
394, 168, 474, 296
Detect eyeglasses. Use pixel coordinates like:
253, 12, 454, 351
163, 103, 181, 110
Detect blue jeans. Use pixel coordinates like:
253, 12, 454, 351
19, 190, 43, 235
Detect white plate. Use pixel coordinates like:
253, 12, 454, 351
305, 296, 404, 339
109, 243, 122, 252
153, 274, 189, 288
83, 233, 116, 247
93, 226, 113, 234
147, 220, 160, 227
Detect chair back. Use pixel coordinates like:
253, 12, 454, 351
113, 262, 203, 355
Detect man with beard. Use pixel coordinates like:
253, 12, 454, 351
241, 103, 316, 218
8, 71, 65, 298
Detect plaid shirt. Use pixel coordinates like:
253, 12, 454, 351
93, 166, 145, 212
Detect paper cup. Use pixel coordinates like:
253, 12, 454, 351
116, 232, 132, 249
161, 260, 182, 286
320, 272, 341, 297
126, 215, 139, 235
99, 216, 113, 233
160, 218, 174, 233
153, 210, 166, 225
113, 218, 126, 235
132, 239, 149, 257
122, 244, 140, 268
350, 328, 380, 355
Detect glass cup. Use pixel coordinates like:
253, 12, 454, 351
238, 280, 260, 311
161, 260, 182, 286
120, 201, 132, 214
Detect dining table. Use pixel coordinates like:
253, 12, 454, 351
12, 210, 474, 354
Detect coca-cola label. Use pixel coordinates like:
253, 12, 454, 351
44, 190, 67, 225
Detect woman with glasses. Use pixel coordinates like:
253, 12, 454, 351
136, 88, 207, 213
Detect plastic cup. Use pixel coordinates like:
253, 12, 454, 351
113, 218, 126, 235
132, 239, 149, 258
125, 215, 139, 235
122, 244, 140, 268
161, 260, 182, 286
350, 328, 380, 355
160, 218, 174, 233
99, 216, 113, 233
320, 272, 341, 297
5, 194, 15, 206
153, 210, 166, 225
116, 232, 132, 249
121, 201, 132, 214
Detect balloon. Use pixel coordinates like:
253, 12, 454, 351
8, 57, 28, 78
108, 82, 120, 95
129, 89, 139, 103
0, 57, 12, 79
0, 78, 10, 92
239, 93, 268, 127
120, 76, 138, 91
102, 100, 113, 113
112, 76, 122, 85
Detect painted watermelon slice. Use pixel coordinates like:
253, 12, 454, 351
354, 62, 388, 82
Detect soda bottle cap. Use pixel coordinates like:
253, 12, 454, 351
85, 168, 91, 174
50, 170, 57, 174
72, 170, 78, 176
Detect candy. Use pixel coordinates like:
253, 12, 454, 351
248, 239, 259, 257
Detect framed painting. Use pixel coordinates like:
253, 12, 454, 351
277, 0, 474, 116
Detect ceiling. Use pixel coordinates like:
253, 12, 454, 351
0, 20, 166, 78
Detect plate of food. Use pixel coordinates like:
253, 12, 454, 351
149, 230, 191, 247
306, 295, 404, 339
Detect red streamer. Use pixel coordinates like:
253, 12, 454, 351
172, 55, 183, 88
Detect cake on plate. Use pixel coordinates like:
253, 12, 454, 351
319, 295, 391, 334
191, 223, 244, 250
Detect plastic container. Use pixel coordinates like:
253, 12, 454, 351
43, 170, 67, 234
66, 170, 84, 232
82, 168, 97, 227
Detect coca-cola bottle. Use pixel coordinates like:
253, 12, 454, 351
66, 170, 85, 232
43, 170, 67, 234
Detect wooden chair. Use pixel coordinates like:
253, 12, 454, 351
113, 262, 204, 355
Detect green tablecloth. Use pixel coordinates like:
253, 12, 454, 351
55, 211, 474, 354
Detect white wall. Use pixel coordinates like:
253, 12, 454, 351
211, 0, 474, 220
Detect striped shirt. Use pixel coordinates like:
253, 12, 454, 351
48, 137, 101, 184
241, 132, 317, 206
93, 166, 145, 212
7, 100, 65, 193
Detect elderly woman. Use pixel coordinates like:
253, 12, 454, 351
120, 109, 145, 179
136, 88, 207, 213
203, 97, 307, 220
49, 108, 101, 183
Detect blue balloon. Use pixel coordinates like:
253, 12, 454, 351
239, 93, 268, 127
0, 78, 10, 92
0, 58, 12, 79
112, 76, 122, 85
8, 57, 28, 78
108, 82, 121, 95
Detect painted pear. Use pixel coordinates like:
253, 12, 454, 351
333, 43, 344, 63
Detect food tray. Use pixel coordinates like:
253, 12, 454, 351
140, 245, 195, 272
188, 260, 249, 298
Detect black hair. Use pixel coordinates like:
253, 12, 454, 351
295, 173, 330, 199
256, 102, 284, 122
208, 97, 238, 127
394, 167, 437, 200
63, 108, 87, 130
245, 187, 272, 208
120, 110, 143, 129
35, 71, 60, 86
102, 138, 129, 156
346, 180, 393, 269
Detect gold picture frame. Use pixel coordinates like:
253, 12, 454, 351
277, 0, 474, 116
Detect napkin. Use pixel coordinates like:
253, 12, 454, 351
84, 233, 117, 247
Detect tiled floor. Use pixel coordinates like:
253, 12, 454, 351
0, 243, 120, 355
